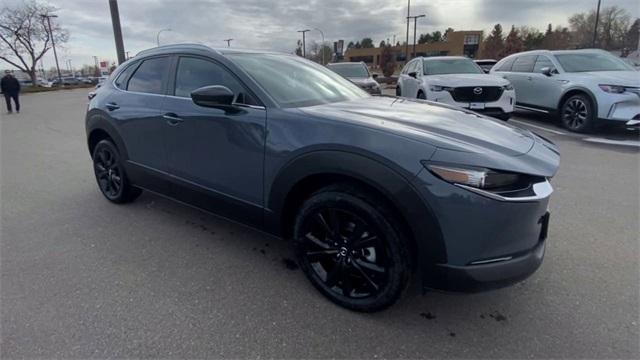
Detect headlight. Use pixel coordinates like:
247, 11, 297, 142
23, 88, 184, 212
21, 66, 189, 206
502, 84, 514, 91
429, 85, 454, 92
425, 163, 521, 189
599, 84, 627, 94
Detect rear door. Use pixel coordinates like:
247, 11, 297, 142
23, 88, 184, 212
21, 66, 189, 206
105, 56, 171, 193
161, 55, 266, 227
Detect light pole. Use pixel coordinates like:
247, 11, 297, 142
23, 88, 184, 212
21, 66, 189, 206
405, 0, 411, 60
40, 13, 62, 85
157, 28, 172, 46
313, 27, 326, 64
297, 29, 311, 58
108, 0, 126, 64
408, 14, 426, 59
223, 38, 233, 47
592, 0, 602, 47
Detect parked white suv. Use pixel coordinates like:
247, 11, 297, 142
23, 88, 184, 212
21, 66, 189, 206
397, 56, 515, 120
491, 49, 640, 132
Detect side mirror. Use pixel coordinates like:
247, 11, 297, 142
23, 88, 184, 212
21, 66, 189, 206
191, 85, 235, 108
408, 71, 417, 79
541, 67, 555, 77
372, 73, 379, 79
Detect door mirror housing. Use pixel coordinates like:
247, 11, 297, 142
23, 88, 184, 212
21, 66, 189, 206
541, 67, 557, 77
408, 71, 417, 79
191, 85, 235, 108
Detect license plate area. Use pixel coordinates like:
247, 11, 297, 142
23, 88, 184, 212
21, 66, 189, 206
469, 103, 486, 110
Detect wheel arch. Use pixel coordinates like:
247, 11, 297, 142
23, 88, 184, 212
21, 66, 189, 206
86, 112, 129, 160
557, 87, 598, 116
266, 150, 447, 272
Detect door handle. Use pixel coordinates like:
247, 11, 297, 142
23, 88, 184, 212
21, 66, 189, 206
163, 113, 184, 126
527, 76, 533, 81
106, 102, 119, 111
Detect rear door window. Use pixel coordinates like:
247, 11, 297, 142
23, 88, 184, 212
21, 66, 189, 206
494, 57, 515, 72
127, 57, 170, 94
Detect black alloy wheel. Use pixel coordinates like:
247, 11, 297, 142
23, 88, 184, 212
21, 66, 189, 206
293, 185, 409, 312
561, 94, 594, 132
92, 139, 141, 203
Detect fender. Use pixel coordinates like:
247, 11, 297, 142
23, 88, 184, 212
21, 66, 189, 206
85, 110, 129, 160
558, 86, 599, 115
265, 150, 447, 274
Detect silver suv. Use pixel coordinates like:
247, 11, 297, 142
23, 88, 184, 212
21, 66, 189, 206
491, 49, 640, 132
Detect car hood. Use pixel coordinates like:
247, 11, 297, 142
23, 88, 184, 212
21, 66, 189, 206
566, 71, 640, 87
300, 96, 535, 157
424, 73, 509, 87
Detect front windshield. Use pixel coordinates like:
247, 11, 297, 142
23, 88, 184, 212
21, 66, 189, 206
555, 53, 634, 72
327, 63, 369, 78
228, 53, 368, 108
424, 58, 483, 75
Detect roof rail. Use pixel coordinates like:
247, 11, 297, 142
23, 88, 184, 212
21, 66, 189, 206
136, 43, 218, 57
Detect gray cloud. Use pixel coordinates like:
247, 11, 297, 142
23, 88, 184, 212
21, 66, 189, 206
2, 0, 638, 69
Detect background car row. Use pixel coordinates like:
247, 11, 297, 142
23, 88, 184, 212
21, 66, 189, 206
326, 49, 639, 133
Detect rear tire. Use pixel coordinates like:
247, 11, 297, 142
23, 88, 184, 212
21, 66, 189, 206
560, 94, 595, 132
496, 113, 511, 121
293, 184, 410, 312
92, 139, 141, 204
417, 91, 426, 100
396, 86, 401, 96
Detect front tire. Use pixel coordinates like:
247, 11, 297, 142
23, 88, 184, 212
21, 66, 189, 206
92, 139, 141, 203
417, 91, 426, 100
560, 94, 595, 132
293, 185, 410, 312
396, 86, 401, 96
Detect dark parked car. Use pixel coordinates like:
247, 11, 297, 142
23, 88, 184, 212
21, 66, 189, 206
86, 44, 560, 312
474, 59, 498, 73
326, 61, 381, 94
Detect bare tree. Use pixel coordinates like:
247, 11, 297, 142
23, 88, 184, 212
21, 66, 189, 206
569, 6, 631, 49
0, 1, 69, 84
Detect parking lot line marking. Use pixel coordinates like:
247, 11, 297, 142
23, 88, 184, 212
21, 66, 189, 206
510, 119, 567, 135
583, 138, 640, 147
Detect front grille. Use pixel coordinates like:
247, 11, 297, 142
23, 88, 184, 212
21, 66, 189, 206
448, 86, 503, 103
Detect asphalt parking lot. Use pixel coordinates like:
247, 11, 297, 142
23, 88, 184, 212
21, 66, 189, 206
1, 89, 638, 358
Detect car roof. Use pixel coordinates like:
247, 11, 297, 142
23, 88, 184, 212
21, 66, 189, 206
502, 49, 609, 58
327, 62, 364, 66
474, 59, 497, 62
421, 56, 471, 61
135, 43, 284, 58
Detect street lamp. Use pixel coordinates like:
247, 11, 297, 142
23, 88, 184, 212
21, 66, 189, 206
157, 28, 172, 46
407, 14, 426, 59
40, 13, 62, 85
313, 27, 326, 64
592, 0, 602, 47
297, 29, 311, 58
223, 38, 233, 47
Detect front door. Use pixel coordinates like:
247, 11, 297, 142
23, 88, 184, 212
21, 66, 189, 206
162, 56, 266, 227
506, 55, 537, 106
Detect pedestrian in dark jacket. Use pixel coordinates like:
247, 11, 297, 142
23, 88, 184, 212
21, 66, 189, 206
1, 70, 21, 114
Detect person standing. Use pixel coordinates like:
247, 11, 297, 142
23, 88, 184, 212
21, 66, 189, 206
1, 70, 21, 114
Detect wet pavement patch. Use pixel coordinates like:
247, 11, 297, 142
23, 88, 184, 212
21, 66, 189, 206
282, 258, 299, 270
420, 312, 436, 320
488, 311, 507, 322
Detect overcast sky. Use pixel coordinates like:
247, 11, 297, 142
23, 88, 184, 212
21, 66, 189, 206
3, 0, 640, 70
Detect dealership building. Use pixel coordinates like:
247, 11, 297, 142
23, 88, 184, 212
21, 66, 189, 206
343, 30, 484, 66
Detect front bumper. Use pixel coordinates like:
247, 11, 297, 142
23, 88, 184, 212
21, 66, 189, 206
429, 231, 547, 292
429, 89, 515, 118
598, 91, 640, 122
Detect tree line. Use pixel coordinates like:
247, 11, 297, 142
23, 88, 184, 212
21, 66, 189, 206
482, 6, 638, 59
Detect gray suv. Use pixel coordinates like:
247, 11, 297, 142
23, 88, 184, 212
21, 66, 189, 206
491, 49, 640, 132
326, 62, 381, 94
86, 44, 560, 312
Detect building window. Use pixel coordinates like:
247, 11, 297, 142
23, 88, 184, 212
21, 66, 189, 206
464, 34, 480, 45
